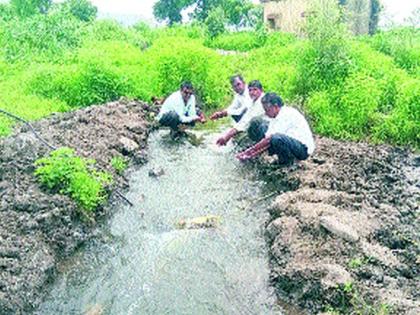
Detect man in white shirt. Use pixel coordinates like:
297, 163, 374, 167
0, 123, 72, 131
236, 92, 315, 165
216, 80, 265, 146
156, 81, 206, 135
210, 75, 251, 123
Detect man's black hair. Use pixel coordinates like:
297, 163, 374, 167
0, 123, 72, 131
230, 74, 245, 85
262, 92, 283, 107
180, 81, 193, 90
248, 80, 263, 90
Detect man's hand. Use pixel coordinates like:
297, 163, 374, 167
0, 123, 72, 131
216, 128, 238, 146
216, 136, 228, 146
198, 112, 206, 123
236, 149, 255, 161
210, 110, 227, 120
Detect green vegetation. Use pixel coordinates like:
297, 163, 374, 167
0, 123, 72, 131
111, 156, 128, 174
327, 282, 391, 315
0, 0, 418, 149
34, 147, 112, 214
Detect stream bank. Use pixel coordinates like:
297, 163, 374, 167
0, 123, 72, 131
0, 99, 152, 314
0, 99, 418, 314
263, 137, 419, 314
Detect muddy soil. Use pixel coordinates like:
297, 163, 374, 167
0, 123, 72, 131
263, 137, 419, 314
0, 99, 153, 314
1, 100, 418, 315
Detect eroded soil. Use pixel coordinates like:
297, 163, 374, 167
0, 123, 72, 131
0, 99, 153, 314
263, 137, 419, 314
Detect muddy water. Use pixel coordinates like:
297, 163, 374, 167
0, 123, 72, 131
36, 131, 281, 315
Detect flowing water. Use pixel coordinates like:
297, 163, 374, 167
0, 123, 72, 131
37, 131, 281, 315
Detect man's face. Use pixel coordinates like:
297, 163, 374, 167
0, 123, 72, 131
181, 87, 193, 103
249, 87, 263, 102
232, 78, 245, 95
263, 102, 280, 118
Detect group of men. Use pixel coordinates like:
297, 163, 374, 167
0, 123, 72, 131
155, 75, 315, 165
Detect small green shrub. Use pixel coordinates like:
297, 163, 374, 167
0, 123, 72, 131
111, 156, 128, 174
372, 78, 420, 147
206, 31, 263, 51
296, 0, 352, 95
28, 61, 132, 107
143, 38, 232, 109
0, 12, 85, 63
306, 73, 382, 140
366, 27, 420, 75
34, 147, 112, 213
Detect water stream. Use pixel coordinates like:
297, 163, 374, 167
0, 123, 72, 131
36, 130, 281, 315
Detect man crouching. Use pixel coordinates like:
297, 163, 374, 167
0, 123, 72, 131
156, 81, 206, 138
236, 92, 315, 165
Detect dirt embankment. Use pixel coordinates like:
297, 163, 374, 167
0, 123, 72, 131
0, 99, 153, 314
265, 137, 419, 314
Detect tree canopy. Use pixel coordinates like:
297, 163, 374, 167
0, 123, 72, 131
153, 0, 256, 27
10, 0, 52, 17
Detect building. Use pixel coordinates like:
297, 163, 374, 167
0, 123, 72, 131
261, 0, 375, 35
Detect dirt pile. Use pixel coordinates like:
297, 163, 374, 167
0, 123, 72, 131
265, 137, 419, 314
0, 99, 153, 314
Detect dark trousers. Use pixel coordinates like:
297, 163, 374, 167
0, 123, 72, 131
247, 117, 308, 164
231, 108, 247, 123
159, 111, 195, 131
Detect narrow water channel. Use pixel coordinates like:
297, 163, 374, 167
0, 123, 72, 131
37, 131, 281, 315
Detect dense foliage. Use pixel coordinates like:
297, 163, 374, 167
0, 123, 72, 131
0, 0, 418, 148
34, 147, 112, 214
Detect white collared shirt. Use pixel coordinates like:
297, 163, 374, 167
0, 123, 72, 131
265, 106, 315, 155
234, 93, 266, 132
156, 90, 198, 123
226, 88, 252, 116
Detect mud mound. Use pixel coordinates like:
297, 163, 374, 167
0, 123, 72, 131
0, 99, 152, 314
266, 137, 419, 314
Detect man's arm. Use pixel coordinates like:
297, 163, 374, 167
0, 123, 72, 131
236, 136, 272, 161
216, 128, 238, 146
210, 110, 228, 120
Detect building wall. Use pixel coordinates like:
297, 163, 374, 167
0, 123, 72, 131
262, 0, 372, 35
263, 0, 309, 35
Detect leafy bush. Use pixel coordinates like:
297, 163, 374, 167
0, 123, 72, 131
306, 72, 382, 140
34, 147, 111, 213
60, 0, 97, 22
350, 41, 410, 113
143, 38, 232, 108
84, 20, 150, 49
28, 60, 132, 107
372, 78, 420, 147
0, 12, 85, 62
0, 4, 14, 21
206, 31, 264, 51
244, 42, 300, 102
295, 0, 352, 95
11, 0, 52, 17
0, 76, 68, 136
205, 6, 227, 38
366, 27, 420, 75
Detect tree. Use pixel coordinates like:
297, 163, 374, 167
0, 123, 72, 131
10, 0, 52, 17
205, 6, 226, 38
153, 0, 192, 25
61, 0, 98, 22
153, 0, 255, 27
368, 0, 381, 35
